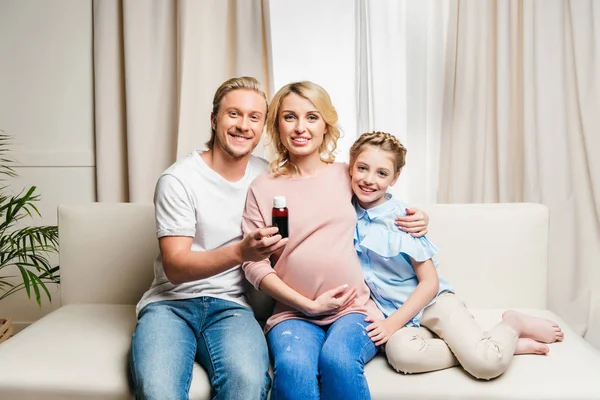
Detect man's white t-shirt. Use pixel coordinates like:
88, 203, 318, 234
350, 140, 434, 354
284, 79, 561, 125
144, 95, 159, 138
136, 151, 269, 314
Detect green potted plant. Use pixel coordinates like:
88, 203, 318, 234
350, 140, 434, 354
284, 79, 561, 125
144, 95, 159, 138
0, 131, 59, 343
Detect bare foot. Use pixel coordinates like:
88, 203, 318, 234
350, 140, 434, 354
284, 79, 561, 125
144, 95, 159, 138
502, 310, 564, 343
480, 332, 552, 356
514, 338, 549, 355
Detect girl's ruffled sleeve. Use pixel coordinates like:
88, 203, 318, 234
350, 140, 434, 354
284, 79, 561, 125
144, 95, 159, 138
356, 225, 438, 262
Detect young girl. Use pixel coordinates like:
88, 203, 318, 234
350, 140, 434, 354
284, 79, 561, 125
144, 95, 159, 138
348, 131, 564, 380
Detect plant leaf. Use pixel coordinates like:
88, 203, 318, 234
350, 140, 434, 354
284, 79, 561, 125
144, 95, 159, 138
16, 264, 31, 299
27, 271, 50, 307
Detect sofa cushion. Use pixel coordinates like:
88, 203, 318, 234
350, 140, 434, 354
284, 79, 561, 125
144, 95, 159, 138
1, 305, 599, 399
58, 204, 157, 306
0, 304, 209, 400
368, 308, 600, 399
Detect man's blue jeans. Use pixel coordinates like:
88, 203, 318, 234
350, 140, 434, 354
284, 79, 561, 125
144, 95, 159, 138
130, 297, 270, 400
267, 313, 378, 400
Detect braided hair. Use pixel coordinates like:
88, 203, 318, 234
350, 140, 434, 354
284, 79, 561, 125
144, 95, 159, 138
349, 131, 407, 174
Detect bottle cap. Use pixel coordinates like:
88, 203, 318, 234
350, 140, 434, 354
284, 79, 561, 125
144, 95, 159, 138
273, 196, 286, 208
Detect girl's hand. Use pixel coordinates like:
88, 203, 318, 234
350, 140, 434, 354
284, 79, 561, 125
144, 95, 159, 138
365, 315, 397, 346
395, 207, 429, 237
305, 284, 357, 317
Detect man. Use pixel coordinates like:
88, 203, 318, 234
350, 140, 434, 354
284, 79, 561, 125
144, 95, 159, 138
130, 77, 286, 400
130, 76, 428, 399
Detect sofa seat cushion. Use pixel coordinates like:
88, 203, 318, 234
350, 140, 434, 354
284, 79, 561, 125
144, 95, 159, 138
1, 305, 599, 400
367, 308, 600, 400
0, 304, 210, 400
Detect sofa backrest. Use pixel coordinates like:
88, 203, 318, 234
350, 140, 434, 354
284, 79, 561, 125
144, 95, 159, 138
423, 203, 548, 309
58, 203, 157, 305
58, 202, 548, 308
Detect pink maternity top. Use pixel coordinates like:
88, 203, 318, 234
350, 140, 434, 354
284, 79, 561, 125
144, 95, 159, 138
242, 162, 383, 332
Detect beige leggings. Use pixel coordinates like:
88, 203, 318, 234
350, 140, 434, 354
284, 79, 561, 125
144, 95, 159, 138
385, 292, 518, 380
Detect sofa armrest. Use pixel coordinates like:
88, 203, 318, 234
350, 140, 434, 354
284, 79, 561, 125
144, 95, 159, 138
584, 290, 600, 350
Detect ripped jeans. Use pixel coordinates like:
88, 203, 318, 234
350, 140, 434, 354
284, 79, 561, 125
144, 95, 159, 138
267, 313, 378, 400
130, 297, 270, 400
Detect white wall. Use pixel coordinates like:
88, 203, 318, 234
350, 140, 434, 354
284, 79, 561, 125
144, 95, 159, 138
0, 0, 95, 332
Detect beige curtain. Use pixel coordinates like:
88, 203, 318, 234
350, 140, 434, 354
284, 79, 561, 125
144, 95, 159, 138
439, 0, 600, 345
355, 1, 451, 205
93, 0, 269, 203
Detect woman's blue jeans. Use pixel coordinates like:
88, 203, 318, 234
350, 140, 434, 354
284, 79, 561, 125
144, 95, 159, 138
130, 297, 270, 400
267, 313, 378, 400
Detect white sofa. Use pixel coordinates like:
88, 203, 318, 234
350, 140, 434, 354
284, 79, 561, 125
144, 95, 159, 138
0, 202, 599, 399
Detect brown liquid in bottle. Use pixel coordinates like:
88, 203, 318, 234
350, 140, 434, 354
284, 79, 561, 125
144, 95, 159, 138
272, 196, 289, 238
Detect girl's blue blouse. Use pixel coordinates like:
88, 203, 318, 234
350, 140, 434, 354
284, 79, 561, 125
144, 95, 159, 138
353, 195, 453, 327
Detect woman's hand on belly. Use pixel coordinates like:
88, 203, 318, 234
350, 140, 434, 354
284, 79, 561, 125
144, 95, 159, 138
304, 284, 357, 317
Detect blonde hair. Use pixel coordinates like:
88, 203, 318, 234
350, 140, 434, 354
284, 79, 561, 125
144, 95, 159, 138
205, 76, 268, 149
266, 81, 341, 176
349, 131, 407, 174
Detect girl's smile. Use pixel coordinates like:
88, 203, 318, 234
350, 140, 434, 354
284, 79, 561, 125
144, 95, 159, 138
350, 145, 399, 209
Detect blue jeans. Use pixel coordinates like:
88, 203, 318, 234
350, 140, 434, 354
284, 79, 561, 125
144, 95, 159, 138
267, 313, 378, 400
130, 297, 270, 400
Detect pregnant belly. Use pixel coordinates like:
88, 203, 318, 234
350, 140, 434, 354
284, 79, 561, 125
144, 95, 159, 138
277, 251, 363, 300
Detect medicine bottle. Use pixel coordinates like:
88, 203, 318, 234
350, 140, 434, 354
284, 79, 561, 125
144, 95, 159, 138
272, 196, 289, 238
